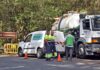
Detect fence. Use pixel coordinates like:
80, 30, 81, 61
4, 43, 18, 54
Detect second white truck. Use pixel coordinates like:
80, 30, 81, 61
18, 30, 65, 58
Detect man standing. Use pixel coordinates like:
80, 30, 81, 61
65, 31, 75, 61
45, 30, 57, 61
50, 30, 57, 58
45, 31, 52, 61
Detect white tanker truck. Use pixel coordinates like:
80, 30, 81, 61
52, 13, 100, 58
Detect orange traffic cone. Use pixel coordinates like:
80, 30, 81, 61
57, 53, 62, 62
24, 52, 28, 59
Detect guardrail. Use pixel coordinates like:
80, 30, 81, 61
4, 43, 18, 54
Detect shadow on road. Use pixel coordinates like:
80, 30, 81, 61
23, 54, 100, 60
84, 56, 100, 60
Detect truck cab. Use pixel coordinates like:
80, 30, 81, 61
77, 15, 100, 58
18, 30, 65, 58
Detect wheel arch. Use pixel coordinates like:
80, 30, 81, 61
37, 47, 43, 58
36, 47, 43, 53
18, 47, 22, 51
77, 38, 86, 47
18, 47, 24, 57
37, 47, 42, 51
77, 41, 84, 47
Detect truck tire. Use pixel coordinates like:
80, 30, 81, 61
77, 44, 86, 58
18, 48, 24, 57
37, 49, 43, 59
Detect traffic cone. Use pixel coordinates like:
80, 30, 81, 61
57, 53, 62, 62
24, 52, 28, 59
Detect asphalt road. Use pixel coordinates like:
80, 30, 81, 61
0, 56, 100, 70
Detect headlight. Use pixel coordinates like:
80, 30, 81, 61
92, 39, 98, 43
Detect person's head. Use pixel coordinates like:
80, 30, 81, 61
46, 30, 50, 35
68, 31, 71, 34
50, 30, 54, 36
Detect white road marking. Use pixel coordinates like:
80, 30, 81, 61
80, 66, 90, 69
87, 62, 94, 64
76, 62, 85, 65
83, 60, 92, 62
0, 66, 24, 70
0, 55, 9, 57
47, 64, 75, 68
93, 67, 100, 70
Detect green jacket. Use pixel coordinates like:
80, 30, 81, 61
65, 34, 74, 47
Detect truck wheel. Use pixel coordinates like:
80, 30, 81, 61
37, 49, 43, 59
18, 48, 24, 57
77, 44, 86, 58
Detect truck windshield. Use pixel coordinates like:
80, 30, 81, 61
92, 17, 100, 30
83, 19, 90, 30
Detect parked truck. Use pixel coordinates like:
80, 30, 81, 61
52, 12, 100, 58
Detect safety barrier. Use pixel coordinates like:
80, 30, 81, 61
4, 43, 18, 54
55, 42, 64, 45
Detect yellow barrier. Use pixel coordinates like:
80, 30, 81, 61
4, 43, 18, 54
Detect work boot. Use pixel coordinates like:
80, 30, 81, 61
46, 58, 49, 61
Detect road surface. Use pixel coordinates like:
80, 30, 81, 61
0, 56, 100, 70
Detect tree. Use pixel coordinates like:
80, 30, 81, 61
0, 0, 100, 41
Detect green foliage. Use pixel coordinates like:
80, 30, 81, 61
0, 0, 100, 40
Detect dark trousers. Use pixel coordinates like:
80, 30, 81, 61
45, 42, 52, 60
45, 42, 52, 53
50, 42, 56, 53
65, 47, 73, 61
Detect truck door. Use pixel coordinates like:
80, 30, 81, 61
31, 31, 46, 54
54, 31, 65, 52
23, 34, 33, 54
80, 19, 92, 43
